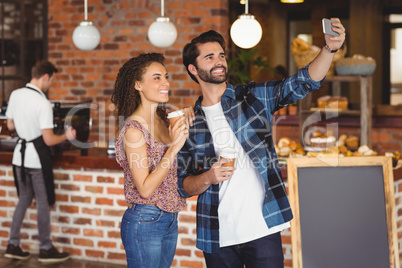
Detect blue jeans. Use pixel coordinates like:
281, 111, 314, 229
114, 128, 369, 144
121, 204, 178, 268
203, 232, 284, 268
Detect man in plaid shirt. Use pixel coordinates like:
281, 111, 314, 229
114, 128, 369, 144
178, 19, 346, 267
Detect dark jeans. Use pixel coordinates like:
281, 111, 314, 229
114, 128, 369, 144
204, 232, 284, 268
9, 166, 52, 250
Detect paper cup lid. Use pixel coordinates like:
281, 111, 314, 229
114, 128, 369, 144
220, 148, 236, 159
167, 110, 184, 119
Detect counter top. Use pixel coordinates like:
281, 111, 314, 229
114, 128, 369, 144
1, 148, 399, 181
273, 114, 402, 128
0, 148, 121, 170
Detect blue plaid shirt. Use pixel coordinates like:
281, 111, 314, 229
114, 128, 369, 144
177, 65, 324, 253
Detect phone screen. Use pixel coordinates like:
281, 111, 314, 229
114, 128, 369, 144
322, 19, 340, 37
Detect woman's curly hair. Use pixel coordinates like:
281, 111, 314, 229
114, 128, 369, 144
111, 53, 167, 128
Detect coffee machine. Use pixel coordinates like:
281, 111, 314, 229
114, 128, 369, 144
0, 101, 92, 153
52, 101, 92, 153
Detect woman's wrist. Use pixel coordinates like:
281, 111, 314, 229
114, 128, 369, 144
168, 145, 180, 156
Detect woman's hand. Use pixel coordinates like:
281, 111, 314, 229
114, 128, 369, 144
169, 116, 189, 154
183, 106, 195, 127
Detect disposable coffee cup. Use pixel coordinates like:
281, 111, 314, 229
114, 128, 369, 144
167, 110, 184, 128
220, 148, 236, 167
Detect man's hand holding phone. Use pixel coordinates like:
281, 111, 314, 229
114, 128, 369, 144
322, 18, 340, 37
321, 18, 346, 53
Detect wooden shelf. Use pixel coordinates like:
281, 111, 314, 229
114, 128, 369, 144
300, 109, 361, 116
299, 75, 373, 147
325, 75, 362, 82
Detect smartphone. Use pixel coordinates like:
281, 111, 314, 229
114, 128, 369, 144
322, 18, 340, 37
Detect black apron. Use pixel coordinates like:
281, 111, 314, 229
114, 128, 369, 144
12, 85, 55, 205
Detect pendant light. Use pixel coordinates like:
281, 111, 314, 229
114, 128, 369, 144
280, 0, 304, 3
72, 0, 101, 51
230, 0, 262, 49
147, 0, 177, 48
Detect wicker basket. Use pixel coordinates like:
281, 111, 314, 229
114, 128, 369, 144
291, 38, 347, 76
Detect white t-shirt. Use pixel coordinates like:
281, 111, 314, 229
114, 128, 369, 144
6, 83, 54, 168
202, 102, 290, 247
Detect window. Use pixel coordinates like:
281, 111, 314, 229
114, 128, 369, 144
0, 0, 47, 113
389, 14, 402, 105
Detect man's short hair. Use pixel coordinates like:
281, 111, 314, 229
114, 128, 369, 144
182, 30, 226, 83
31, 60, 58, 79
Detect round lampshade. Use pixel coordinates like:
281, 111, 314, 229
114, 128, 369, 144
148, 17, 177, 48
73, 21, 101, 51
230, 14, 262, 49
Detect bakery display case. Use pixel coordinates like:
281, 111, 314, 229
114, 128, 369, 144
298, 75, 373, 148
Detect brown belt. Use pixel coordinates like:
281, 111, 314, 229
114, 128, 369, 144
128, 204, 133, 209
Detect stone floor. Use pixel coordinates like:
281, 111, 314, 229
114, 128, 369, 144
0, 254, 126, 268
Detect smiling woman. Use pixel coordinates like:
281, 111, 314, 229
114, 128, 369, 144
133, 62, 170, 105
110, 53, 191, 268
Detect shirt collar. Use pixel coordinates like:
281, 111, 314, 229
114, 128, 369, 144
26, 83, 41, 92
194, 82, 236, 114
25, 83, 46, 97
222, 83, 236, 100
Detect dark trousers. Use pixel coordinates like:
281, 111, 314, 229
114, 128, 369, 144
9, 166, 52, 250
203, 232, 284, 268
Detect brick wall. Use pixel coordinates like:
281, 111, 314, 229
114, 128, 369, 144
0, 164, 295, 267
1, 163, 402, 267
0, 165, 209, 267
0, 166, 127, 263
48, 0, 229, 145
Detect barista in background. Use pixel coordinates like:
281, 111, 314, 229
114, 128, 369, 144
4, 60, 76, 263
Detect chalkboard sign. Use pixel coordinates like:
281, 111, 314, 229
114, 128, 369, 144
287, 157, 399, 268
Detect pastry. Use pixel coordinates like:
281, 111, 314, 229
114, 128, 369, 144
338, 145, 348, 155
337, 134, 347, 146
289, 141, 298, 151
345, 136, 359, 148
278, 146, 291, 157
312, 130, 323, 138
338, 134, 347, 143
317, 95, 348, 110
294, 148, 306, 156
278, 137, 290, 148
310, 135, 336, 149
358, 145, 370, 154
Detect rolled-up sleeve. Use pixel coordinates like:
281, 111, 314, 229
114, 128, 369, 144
253, 64, 325, 115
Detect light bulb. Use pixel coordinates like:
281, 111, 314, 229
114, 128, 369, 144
280, 0, 304, 3
230, 14, 262, 49
73, 21, 100, 51
148, 17, 177, 48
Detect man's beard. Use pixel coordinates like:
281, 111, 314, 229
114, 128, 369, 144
196, 66, 228, 84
